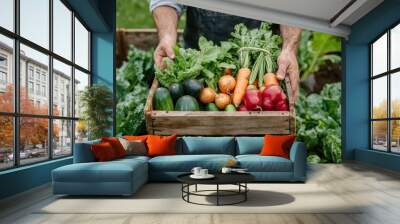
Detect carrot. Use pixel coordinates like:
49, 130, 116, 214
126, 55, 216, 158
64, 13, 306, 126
232, 68, 251, 107
264, 73, 279, 87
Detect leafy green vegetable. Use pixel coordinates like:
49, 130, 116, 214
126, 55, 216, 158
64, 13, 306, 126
295, 83, 342, 163
298, 31, 341, 81
116, 46, 154, 135
155, 37, 236, 90
229, 22, 281, 86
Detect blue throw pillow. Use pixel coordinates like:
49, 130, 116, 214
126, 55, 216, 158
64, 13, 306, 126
181, 137, 235, 155
236, 137, 263, 155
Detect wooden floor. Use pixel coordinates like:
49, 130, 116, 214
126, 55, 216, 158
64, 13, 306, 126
1, 162, 400, 224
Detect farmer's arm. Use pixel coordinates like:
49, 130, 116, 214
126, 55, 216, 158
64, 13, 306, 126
150, 0, 182, 69
277, 25, 302, 100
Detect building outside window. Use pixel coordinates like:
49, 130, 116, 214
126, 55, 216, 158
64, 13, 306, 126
371, 23, 400, 154
0, 54, 7, 89
28, 81, 34, 94
0, 0, 91, 170
28, 66, 34, 80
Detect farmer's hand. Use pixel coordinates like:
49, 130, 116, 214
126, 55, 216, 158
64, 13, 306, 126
277, 25, 302, 101
154, 34, 176, 69
276, 48, 300, 101
152, 6, 179, 69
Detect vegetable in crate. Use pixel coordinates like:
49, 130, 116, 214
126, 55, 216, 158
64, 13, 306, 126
155, 37, 236, 90
218, 74, 236, 94
169, 83, 184, 102
225, 104, 236, 112
206, 103, 219, 111
183, 79, 203, 98
175, 95, 200, 111
153, 87, 174, 111
229, 22, 282, 106
199, 87, 216, 104
243, 89, 262, 111
215, 93, 231, 110
261, 85, 288, 111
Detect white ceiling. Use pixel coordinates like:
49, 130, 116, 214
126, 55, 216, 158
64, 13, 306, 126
177, 0, 384, 37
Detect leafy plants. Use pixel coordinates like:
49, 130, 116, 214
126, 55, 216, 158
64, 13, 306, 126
155, 36, 236, 90
79, 84, 114, 140
116, 46, 154, 135
298, 31, 341, 81
295, 83, 342, 163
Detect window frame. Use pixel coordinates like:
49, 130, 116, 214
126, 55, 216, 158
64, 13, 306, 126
0, 0, 92, 171
370, 21, 400, 154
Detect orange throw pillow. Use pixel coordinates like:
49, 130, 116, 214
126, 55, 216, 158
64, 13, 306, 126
101, 137, 126, 158
260, 134, 296, 159
124, 135, 148, 141
146, 135, 177, 157
91, 142, 117, 162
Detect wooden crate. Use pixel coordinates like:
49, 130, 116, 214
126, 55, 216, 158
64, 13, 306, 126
144, 77, 296, 136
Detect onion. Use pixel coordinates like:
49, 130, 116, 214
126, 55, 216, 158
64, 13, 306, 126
215, 93, 231, 110
199, 87, 216, 104
218, 75, 236, 94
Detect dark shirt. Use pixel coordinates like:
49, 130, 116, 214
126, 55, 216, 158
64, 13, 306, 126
183, 7, 279, 49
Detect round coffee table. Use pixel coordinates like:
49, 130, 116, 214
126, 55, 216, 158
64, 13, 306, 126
177, 173, 255, 206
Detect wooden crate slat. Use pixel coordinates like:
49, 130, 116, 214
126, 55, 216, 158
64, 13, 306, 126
145, 78, 296, 136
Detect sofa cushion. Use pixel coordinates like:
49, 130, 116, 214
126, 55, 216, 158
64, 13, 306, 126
236, 155, 293, 172
149, 154, 235, 172
260, 134, 296, 159
91, 142, 118, 161
236, 137, 263, 155
53, 158, 147, 183
147, 135, 177, 157
101, 137, 127, 158
73, 139, 100, 163
180, 137, 235, 155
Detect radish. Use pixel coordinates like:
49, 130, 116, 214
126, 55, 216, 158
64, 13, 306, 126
261, 85, 289, 111
238, 104, 248, 111
243, 89, 262, 111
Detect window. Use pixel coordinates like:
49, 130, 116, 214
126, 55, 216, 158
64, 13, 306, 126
35, 83, 40, 95
0, 54, 8, 89
0, 71, 6, 85
0, 0, 14, 32
42, 85, 46, 97
28, 81, 34, 94
371, 23, 400, 154
28, 67, 34, 80
0, 35, 13, 113
0, 0, 91, 170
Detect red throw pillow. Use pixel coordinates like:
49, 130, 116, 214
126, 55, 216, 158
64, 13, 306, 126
146, 135, 177, 157
101, 137, 126, 158
91, 142, 117, 162
124, 135, 148, 141
260, 134, 296, 159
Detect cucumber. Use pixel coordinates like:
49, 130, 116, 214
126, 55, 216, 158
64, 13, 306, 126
225, 104, 237, 112
169, 83, 184, 102
153, 87, 174, 111
183, 79, 203, 98
175, 95, 200, 111
206, 103, 219, 111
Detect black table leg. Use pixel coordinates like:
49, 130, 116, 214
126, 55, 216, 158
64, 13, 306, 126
245, 183, 247, 201
195, 184, 197, 192
216, 184, 219, 206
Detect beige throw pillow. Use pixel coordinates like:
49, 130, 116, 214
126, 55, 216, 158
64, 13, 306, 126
118, 138, 147, 156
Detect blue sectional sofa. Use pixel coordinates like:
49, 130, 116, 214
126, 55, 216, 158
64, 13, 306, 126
52, 136, 306, 196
